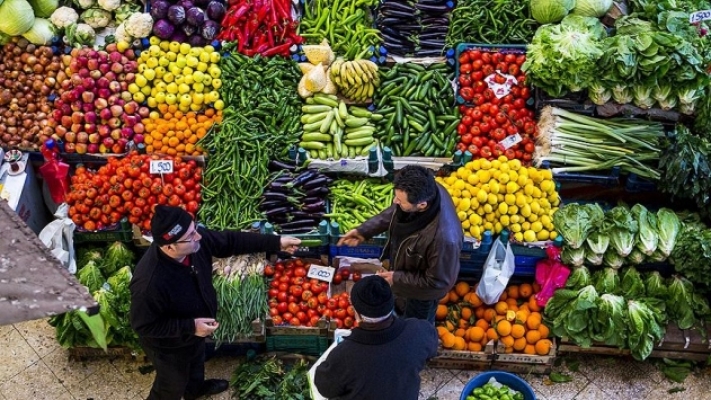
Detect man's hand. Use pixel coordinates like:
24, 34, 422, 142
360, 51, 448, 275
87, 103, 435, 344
194, 318, 219, 337
376, 270, 394, 285
337, 229, 365, 247
280, 236, 301, 254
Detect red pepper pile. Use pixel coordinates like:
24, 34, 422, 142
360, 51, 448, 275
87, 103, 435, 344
455, 49, 538, 164
218, 0, 303, 57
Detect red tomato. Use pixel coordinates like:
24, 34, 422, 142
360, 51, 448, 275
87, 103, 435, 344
461, 133, 473, 145
269, 307, 279, 317
288, 302, 300, 314
347, 306, 356, 317
480, 146, 493, 158
341, 269, 350, 279
338, 298, 349, 309
291, 277, 305, 286
460, 87, 474, 101
290, 318, 301, 326
318, 292, 329, 305
290, 285, 303, 298
335, 308, 348, 319
505, 148, 516, 160
272, 315, 283, 325
310, 316, 321, 326
471, 71, 484, 82
296, 311, 308, 323
302, 290, 314, 301
458, 74, 472, 87
168, 194, 181, 207
332, 274, 343, 285
459, 63, 472, 74
277, 291, 288, 302
277, 302, 288, 313
458, 53, 470, 64
327, 298, 338, 310
344, 317, 354, 328
467, 144, 480, 155
468, 50, 482, 60
268, 288, 279, 298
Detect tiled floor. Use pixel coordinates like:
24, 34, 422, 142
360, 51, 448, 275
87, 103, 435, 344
1, 319, 710, 400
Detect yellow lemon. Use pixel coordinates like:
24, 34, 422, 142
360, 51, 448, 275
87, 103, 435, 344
461, 190, 471, 199
505, 194, 516, 205
514, 232, 524, 242
500, 215, 510, 226
531, 221, 543, 233
484, 222, 494, 232
506, 182, 520, 194
508, 205, 518, 215
510, 223, 521, 233
530, 202, 541, 215
537, 230, 550, 241
484, 204, 493, 214
457, 211, 467, 222
520, 204, 532, 218
470, 225, 481, 239
549, 231, 558, 240
478, 170, 491, 183
477, 190, 488, 204
498, 203, 509, 215
467, 174, 480, 185
487, 193, 498, 205
532, 187, 543, 199
471, 159, 482, 170
489, 181, 500, 195
510, 215, 520, 224
499, 173, 510, 184
523, 230, 537, 242
462, 220, 471, 230
480, 159, 492, 170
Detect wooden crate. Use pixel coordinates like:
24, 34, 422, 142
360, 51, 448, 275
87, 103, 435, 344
558, 324, 711, 362
68, 346, 145, 361
428, 340, 495, 370
265, 314, 337, 336
493, 339, 556, 374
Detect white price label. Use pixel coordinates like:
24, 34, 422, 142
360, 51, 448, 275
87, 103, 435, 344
307, 264, 336, 282
499, 133, 522, 150
484, 72, 518, 99
690, 10, 711, 23
150, 160, 174, 174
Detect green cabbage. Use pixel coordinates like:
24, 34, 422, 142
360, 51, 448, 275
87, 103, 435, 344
530, 0, 575, 24
0, 0, 35, 35
571, 0, 612, 17
22, 17, 55, 45
27, 0, 57, 17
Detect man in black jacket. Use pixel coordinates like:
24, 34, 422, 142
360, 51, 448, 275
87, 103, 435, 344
130, 205, 300, 400
338, 165, 463, 322
314, 275, 438, 399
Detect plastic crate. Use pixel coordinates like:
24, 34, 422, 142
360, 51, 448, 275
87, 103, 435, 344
533, 87, 596, 116
74, 218, 133, 243
455, 43, 526, 105
625, 173, 657, 193
329, 221, 388, 259
543, 162, 621, 187
513, 256, 540, 277
265, 335, 330, 356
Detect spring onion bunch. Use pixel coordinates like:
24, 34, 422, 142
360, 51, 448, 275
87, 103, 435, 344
534, 106, 664, 179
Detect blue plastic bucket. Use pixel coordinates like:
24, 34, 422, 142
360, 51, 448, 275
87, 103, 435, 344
460, 371, 536, 400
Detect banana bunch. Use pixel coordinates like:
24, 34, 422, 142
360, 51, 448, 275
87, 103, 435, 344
300, 93, 383, 160
330, 58, 381, 103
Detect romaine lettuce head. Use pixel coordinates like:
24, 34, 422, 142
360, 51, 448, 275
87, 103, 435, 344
627, 299, 665, 360
585, 245, 604, 266
596, 293, 628, 347
667, 276, 696, 330
574, 285, 599, 311
603, 250, 625, 268
656, 208, 680, 257
77, 260, 105, 294
586, 231, 610, 255
627, 249, 646, 265
644, 271, 667, 298
605, 206, 638, 257
566, 265, 592, 289
621, 266, 645, 298
562, 246, 586, 267
594, 267, 621, 294
553, 203, 605, 249
632, 204, 658, 255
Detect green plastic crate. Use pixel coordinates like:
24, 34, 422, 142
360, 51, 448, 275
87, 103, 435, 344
74, 218, 133, 243
266, 335, 330, 356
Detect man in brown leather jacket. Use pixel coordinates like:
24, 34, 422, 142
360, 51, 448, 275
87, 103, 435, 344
338, 165, 463, 322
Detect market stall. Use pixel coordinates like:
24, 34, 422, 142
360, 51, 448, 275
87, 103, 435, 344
1, 0, 711, 394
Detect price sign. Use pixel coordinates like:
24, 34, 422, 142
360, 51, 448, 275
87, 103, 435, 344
307, 264, 336, 282
150, 160, 174, 174
690, 10, 711, 23
499, 133, 522, 150
484, 72, 518, 99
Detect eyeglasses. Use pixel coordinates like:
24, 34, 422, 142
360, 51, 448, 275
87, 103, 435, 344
174, 223, 200, 243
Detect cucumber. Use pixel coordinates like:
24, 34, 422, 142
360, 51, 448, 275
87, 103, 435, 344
300, 141, 326, 150
345, 137, 374, 146
302, 132, 332, 142
302, 105, 332, 114
312, 94, 339, 108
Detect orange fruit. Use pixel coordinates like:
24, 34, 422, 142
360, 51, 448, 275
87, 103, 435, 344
445, 320, 455, 332
439, 293, 449, 305
453, 336, 466, 350
499, 291, 508, 301
519, 283, 533, 299
524, 344, 536, 355
486, 328, 499, 341
461, 307, 473, 320
511, 324, 526, 339
455, 281, 471, 297
468, 342, 482, 352
465, 292, 483, 307
441, 333, 456, 348
526, 312, 542, 330
468, 326, 485, 342
506, 298, 518, 308
528, 296, 541, 312
535, 339, 552, 355
455, 328, 467, 338
436, 326, 449, 338
504, 346, 514, 354
448, 290, 460, 303
458, 318, 470, 330
513, 337, 527, 351
436, 304, 448, 321
526, 329, 541, 344
507, 285, 520, 299
475, 319, 489, 332
474, 306, 485, 319
515, 310, 529, 324
533, 282, 542, 293
494, 301, 508, 315
496, 320, 512, 337
538, 324, 550, 339
500, 335, 515, 348
483, 308, 497, 322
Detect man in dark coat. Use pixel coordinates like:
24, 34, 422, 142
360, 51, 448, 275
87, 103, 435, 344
314, 275, 438, 399
130, 205, 300, 400
338, 165, 463, 322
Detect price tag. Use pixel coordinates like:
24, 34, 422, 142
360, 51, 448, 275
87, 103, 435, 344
484, 72, 518, 99
499, 133, 522, 150
150, 160, 174, 174
307, 264, 336, 282
690, 10, 711, 23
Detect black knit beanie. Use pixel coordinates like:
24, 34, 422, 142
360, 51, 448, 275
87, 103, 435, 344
350, 275, 394, 318
151, 205, 193, 245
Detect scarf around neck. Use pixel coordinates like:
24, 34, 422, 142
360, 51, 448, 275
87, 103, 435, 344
390, 186, 441, 251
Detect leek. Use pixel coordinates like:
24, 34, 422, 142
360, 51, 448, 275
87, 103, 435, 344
534, 106, 663, 179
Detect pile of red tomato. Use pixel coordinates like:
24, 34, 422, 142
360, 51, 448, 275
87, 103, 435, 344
455, 49, 538, 164
66, 151, 202, 232
264, 258, 361, 329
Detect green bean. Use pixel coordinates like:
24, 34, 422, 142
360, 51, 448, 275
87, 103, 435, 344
446, 0, 536, 46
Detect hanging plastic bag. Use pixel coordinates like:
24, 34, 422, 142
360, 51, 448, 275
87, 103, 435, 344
476, 239, 515, 305
38, 203, 77, 274
534, 245, 570, 307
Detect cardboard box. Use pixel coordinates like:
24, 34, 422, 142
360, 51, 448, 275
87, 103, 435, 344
0, 155, 50, 234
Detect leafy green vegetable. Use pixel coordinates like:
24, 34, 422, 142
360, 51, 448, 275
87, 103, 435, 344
656, 208, 681, 258
605, 205, 638, 257
230, 356, 311, 400
631, 204, 658, 256
620, 267, 645, 298
669, 213, 711, 294
0, 0, 35, 35
593, 268, 621, 294
76, 310, 108, 351
627, 249, 646, 265
103, 241, 134, 276
660, 358, 694, 383
77, 260, 105, 293
586, 231, 610, 256
571, 0, 612, 16
584, 244, 604, 266
627, 299, 665, 361
603, 250, 625, 269
565, 266, 592, 290
644, 271, 668, 298
667, 276, 698, 330
530, 0, 575, 24
595, 293, 628, 347
554, 203, 605, 249
562, 246, 586, 267
549, 372, 574, 383
523, 15, 607, 97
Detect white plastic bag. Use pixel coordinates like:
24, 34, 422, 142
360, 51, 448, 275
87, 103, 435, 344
38, 203, 77, 274
475, 239, 515, 305
308, 329, 352, 400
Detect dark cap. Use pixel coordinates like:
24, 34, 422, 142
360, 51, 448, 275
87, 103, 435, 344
150, 205, 193, 245
350, 275, 394, 319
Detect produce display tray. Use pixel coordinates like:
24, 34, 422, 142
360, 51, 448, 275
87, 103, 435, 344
454, 43, 526, 105
73, 218, 133, 243
265, 335, 330, 356
558, 325, 711, 363
259, 220, 330, 263
265, 315, 336, 336
329, 231, 388, 259
533, 88, 596, 117
493, 339, 556, 375
67, 346, 145, 361
624, 173, 658, 193
427, 340, 495, 370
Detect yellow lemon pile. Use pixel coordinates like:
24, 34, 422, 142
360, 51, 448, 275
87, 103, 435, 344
436, 156, 560, 242
131, 37, 223, 113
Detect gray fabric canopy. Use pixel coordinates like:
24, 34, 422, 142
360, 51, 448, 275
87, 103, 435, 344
0, 200, 96, 326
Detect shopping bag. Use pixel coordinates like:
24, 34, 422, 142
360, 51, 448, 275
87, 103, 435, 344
534, 246, 570, 307
38, 203, 77, 274
475, 239, 515, 305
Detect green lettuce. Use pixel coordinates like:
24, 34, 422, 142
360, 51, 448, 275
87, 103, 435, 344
595, 294, 628, 347
605, 206, 638, 257
620, 267, 645, 298
667, 276, 697, 330
627, 299, 665, 360
593, 267, 620, 294
632, 204, 658, 256
603, 250, 625, 269
645, 271, 668, 298
553, 203, 605, 249
627, 249, 646, 265
585, 230, 610, 264
565, 266, 592, 290
77, 260, 105, 293
656, 208, 680, 257
584, 245, 604, 266
102, 241, 134, 276
562, 246, 586, 267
